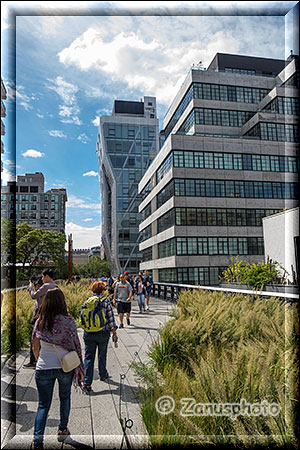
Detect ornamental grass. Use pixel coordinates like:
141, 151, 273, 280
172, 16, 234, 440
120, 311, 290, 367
133, 290, 299, 448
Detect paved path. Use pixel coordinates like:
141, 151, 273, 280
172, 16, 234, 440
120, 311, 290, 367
1, 296, 174, 449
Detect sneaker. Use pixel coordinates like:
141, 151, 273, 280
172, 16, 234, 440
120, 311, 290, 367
146, 306, 149, 311
138, 311, 142, 314
100, 374, 109, 381
119, 323, 124, 328
57, 428, 70, 442
127, 318, 130, 326
23, 362, 36, 368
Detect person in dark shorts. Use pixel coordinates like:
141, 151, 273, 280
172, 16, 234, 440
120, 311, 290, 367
113, 274, 133, 328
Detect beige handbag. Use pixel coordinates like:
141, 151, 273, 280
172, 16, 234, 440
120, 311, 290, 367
53, 345, 80, 373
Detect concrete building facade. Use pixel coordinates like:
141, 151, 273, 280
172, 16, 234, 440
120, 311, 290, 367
263, 207, 299, 283
138, 53, 299, 285
1, 172, 67, 234
97, 96, 159, 275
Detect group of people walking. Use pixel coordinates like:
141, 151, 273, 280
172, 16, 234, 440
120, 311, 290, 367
26, 268, 153, 450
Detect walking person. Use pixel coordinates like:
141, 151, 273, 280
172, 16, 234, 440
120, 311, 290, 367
143, 270, 153, 311
31, 288, 85, 450
113, 273, 133, 328
81, 281, 118, 392
25, 269, 61, 369
135, 274, 146, 313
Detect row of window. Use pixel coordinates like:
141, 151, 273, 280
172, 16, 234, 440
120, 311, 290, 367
263, 97, 299, 115
158, 236, 264, 258
4, 194, 63, 202
193, 82, 268, 103
164, 80, 270, 138
179, 108, 255, 134
142, 247, 153, 261
156, 150, 298, 184
18, 185, 39, 193
104, 124, 156, 140
158, 266, 228, 285
157, 207, 280, 233
245, 123, 298, 142
156, 179, 297, 207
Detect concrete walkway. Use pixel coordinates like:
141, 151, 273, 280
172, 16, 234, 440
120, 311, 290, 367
1, 296, 174, 449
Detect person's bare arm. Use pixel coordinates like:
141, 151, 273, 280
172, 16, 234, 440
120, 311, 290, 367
32, 335, 41, 360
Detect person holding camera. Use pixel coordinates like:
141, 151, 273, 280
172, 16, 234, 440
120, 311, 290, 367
24, 269, 61, 369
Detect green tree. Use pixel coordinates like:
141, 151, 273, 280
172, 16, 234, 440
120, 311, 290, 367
16, 223, 66, 276
1, 218, 16, 264
73, 256, 109, 278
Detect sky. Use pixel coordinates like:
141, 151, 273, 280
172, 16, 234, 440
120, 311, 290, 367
1, 1, 299, 249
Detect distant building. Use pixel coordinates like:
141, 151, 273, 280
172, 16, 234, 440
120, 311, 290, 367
1, 172, 67, 233
138, 52, 299, 284
263, 207, 299, 283
88, 246, 101, 258
72, 249, 90, 265
97, 96, 159, 275
1, 78, 7, 176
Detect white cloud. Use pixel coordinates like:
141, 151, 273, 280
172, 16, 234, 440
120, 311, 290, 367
37, 113, 44, 118
1, 167, 16, 184
48, 129, 67, 138
46, 76, 82, 125
65, 222, 101, 250
57, 14, 286, 105
77, 133, 90, 144
66, 194, 100, 210
22, 149, 44, 158
83, 218, 93, 222
92, 117, 100, 127
57, 23, 241, 104
82, 171, 98, 177
5, 81, 33, 110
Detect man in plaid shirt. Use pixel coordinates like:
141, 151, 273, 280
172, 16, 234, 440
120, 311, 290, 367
82, 281, 118, 392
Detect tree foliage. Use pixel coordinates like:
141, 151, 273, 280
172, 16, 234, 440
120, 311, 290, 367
15, 223, 66, 275
1, 218, 16, 264
221, 256, 288, 288
73, 256, 110, 278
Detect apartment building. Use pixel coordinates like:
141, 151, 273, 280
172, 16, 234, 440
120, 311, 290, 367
97, 96, 159, 275
1, 172, 67, 234
138, 52, 299, 285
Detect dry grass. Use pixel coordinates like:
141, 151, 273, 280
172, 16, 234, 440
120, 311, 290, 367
1, 280, 92, 357
134, 290, 299, 448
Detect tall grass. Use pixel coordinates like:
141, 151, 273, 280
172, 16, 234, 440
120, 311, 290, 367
1, 280, 91, 358
134, 290, 299, 448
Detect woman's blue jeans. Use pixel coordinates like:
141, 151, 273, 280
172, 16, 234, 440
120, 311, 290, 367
34, 368, 74, 446
83, 330, 110, 386
137, 293, 146, 312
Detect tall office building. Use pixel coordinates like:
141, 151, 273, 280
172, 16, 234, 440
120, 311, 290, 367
1, 172, 67, 234
138, 53, 299, 284
97, 96, 159, 275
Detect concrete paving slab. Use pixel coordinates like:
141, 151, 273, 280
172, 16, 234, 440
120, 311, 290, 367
1, 296, 172, 449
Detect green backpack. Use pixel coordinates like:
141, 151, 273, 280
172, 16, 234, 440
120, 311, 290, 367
80, 295, 107, 332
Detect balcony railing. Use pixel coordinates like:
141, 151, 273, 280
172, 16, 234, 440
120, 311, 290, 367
152, 282, 299, 303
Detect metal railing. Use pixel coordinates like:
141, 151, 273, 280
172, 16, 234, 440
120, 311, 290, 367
152, 282, 299, 303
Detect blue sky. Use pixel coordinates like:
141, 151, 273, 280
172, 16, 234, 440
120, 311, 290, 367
1, 1, 298, 249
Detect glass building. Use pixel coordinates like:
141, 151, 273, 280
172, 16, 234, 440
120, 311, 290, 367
138, 53, 299, 285
97, 97, 159, 275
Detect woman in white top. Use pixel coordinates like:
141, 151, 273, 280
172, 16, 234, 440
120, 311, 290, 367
32, 288, 84, 450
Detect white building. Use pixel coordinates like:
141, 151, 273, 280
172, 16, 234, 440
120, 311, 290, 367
263, 207, 299, 283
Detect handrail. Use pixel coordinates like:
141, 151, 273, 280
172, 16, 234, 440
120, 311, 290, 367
152, 281, 299, 302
